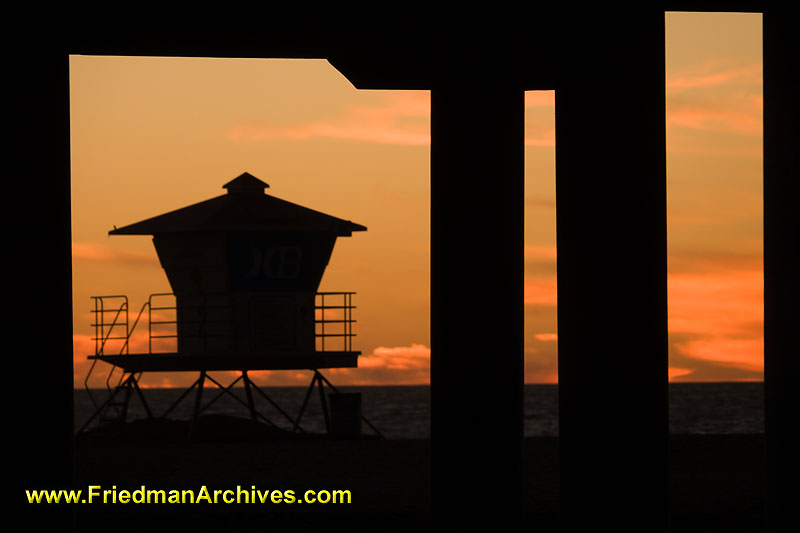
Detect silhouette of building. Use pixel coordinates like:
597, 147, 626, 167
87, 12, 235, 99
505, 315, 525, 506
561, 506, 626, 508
80, 172, 372, 437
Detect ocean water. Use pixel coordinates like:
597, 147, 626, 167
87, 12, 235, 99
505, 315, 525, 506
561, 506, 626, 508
74, 382, 764, 439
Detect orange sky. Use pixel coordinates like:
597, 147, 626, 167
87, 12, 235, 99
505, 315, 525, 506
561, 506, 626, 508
70, 12, 764, 388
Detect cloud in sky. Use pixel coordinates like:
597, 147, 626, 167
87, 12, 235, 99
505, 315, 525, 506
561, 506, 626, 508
669, 367, 694, 380
524, 278, 558, 307
525, 245, 556, 261
526, 197, 556, 209
341, 344, 430, 385
667, 60, 762, 136
227, 92, 430, 147
668, 269, 762, 336
668, 268, 763, 379
72, 242, 157, 266
676, 338, 762, 372
668, 103, 762, 136
525, 130, 555, 147
668, 250, 762, 274
669, 332, 764, 382
668, 62, 761, 92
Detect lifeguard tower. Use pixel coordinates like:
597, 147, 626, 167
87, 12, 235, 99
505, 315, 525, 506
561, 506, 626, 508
80, 172, 379, 438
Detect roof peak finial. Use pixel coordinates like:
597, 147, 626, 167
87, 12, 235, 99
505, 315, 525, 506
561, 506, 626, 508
223, 172, 270, 195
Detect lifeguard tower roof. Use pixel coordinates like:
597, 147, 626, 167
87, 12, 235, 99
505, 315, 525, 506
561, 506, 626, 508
109, 172, 367, 236
90, 170, 367, 372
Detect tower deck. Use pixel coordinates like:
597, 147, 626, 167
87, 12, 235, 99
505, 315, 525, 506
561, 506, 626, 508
89, 351, 359, 372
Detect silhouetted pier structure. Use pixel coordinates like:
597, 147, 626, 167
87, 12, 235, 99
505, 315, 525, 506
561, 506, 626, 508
17, 4, 797, 532
79, 173, 378, 438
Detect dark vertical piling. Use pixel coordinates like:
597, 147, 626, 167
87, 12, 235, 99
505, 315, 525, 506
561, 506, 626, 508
763, 6, 799, 532
13, 43, 73, 529
555, 9, 669, 532
430, 79, 525, 524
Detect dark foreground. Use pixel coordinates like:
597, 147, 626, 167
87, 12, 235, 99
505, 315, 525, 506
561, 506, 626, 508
65, 417, 764, 532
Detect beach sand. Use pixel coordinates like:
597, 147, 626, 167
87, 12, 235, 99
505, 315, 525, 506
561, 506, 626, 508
72, 417, 765, 531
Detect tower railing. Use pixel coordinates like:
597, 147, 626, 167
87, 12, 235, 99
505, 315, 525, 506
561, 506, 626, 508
89, 291, 358, 355
315, 292, 357, 352
90, 296, 130, 356
148, 292, 178, 353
